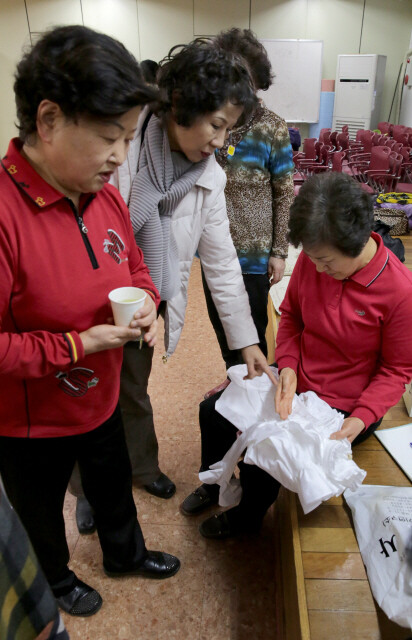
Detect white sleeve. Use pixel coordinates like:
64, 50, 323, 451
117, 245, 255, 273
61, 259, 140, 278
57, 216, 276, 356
197, 190, 259, 350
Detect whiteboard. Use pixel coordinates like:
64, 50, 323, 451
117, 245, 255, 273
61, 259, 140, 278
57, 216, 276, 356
258, 39, 323, 123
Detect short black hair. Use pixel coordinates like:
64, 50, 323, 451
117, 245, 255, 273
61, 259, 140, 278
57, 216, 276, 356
14, 25, 159, 141
288, 173, 374, 257
155, 39, 257, 127
140, 59, 159, 84
214, 28, 273, 92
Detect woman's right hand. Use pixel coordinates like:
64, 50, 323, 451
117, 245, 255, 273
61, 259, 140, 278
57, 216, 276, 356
274, 367, 297, 419
79, 324, 144, 356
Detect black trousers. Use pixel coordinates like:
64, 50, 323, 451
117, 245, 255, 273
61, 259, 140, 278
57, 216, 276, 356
199, 391, 382, 528
199, 391, 281, 529
201, 267, 270, 369
0, 406, 147, 590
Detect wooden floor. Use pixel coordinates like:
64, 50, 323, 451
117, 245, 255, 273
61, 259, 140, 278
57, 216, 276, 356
276, 233, 412, 640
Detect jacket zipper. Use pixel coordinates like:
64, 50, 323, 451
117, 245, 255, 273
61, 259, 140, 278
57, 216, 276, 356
67, 198, 99, 269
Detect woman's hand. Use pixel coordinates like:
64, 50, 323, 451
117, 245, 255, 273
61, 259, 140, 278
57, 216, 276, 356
241, 344, 278, 385
330, 416, 365, 443
130, 295, 158, 347
79, 324, 145, 355
274, 367, 297, 419
268, 257, 286, 285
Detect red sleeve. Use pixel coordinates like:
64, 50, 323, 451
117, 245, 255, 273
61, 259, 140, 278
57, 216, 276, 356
0, 225, 85, 379
351, 292, 412, 427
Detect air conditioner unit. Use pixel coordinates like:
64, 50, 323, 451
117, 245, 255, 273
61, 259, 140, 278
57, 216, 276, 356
332, 54, 386, 137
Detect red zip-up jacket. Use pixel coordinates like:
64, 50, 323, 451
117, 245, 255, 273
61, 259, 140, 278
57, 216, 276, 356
276, 233, 412, 428
0, 139, 160, 438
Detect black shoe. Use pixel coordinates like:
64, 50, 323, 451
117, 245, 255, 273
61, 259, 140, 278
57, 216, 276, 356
144, 472, 176, 499
180, 484, 218, 516
55, 578, 102, 617
199, 512, 235, 539
104, 550, 180, 580
199, 511, 261, 540
75, 496, 96, 535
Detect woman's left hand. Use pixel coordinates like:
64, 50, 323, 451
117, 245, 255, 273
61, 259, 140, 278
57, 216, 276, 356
241, 344, 278, 385
268, 257, 286, 285
330, 416, 365, 443
130, 295, 158, 346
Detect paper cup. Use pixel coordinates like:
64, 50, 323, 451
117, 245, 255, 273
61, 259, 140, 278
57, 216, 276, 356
108, 286, 147, 327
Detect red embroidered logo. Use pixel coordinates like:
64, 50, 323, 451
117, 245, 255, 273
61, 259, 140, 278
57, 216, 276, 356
56, 367, 99, 397
103, 228, 128, 264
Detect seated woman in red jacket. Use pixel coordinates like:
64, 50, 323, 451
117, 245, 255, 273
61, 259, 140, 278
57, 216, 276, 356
182, 172, 412, 539
275, 171, 412, 442
0, 25, 179, 617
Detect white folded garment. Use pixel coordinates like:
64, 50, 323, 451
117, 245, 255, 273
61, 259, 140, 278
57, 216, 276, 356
199, 364, 367, 514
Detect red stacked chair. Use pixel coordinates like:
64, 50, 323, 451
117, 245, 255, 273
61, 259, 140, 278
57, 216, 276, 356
392, 124, 408, 142
330, 150, 346, 172
318, 128, 332, 144
348, 145, 392, 185
377, 121, 392, 135
394, 154, 412, 193
362, 152, 403, 194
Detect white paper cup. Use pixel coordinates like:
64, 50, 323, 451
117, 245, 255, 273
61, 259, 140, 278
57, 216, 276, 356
108, 286, 147, 327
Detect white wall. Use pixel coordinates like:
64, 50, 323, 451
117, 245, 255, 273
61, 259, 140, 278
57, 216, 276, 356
1, 0, 411, 152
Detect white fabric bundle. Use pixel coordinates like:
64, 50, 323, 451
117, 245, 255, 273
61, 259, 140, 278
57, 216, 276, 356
199, 364, 367, 514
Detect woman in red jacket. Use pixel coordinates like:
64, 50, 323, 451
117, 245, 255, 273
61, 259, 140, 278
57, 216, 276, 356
0, 25, 179, 617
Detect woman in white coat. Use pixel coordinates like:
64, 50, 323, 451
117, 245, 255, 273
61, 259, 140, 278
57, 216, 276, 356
73, 39, 277, 530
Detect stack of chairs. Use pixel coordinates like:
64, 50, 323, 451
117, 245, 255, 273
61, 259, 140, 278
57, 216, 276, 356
292, 122, 412, 196
292, 131, 350, 193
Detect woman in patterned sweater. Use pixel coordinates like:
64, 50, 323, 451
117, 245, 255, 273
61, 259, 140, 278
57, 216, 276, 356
202, 29, 295, 367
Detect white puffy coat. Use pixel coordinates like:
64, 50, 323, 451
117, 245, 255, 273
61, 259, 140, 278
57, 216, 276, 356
112, 108, 258, 358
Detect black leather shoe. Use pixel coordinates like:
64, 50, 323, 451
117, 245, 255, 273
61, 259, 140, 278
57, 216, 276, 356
55, 578, 102, 617
180, 484, 218, 516
76, 496, 96, 534
199, 512, 235, 539
104, 550, 180, 580
199, 511, 261, 540
144, 472, 176, 499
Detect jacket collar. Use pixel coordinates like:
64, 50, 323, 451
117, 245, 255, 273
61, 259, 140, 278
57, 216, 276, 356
1, 138, 95, 210
349, 232, 389, 288
195, 154, 218, 191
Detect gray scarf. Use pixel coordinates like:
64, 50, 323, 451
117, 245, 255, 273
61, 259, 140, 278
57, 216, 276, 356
129, 115, 207, 300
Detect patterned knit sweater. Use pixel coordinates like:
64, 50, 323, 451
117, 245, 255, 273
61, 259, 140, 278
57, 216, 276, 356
217, 105, 294, 274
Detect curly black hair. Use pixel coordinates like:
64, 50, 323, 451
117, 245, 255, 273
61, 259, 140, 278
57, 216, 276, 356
140, 59, 159, 85
288, 173, 374, 257
14, 25, 159, 141
155, 39, 257, 127
214, 28, 273, 92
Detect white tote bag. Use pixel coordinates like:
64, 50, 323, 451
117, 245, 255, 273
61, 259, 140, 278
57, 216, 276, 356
344, 484, 412, 630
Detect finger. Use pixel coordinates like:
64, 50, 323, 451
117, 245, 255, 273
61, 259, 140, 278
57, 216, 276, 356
146, 335, 157, 347
274, 384, 282, 410
130, 317, 148, 328
132, 310, 151, 322
330, 429, 345, 440
123, 329, 142, 343
133, 307, 153, 320
277, 399, 290, 420
261, 363, 278, 386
